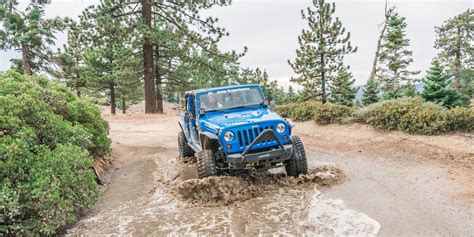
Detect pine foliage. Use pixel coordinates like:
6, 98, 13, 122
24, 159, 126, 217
377, 12, 419, 99
434, 9, 473, 91
288, 0, 357, 103
421, 62, 467, 108
362, 77, 379, 106
330, 67, 358, 106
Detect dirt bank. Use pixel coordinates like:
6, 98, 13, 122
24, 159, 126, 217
65, 103, 473, 236
294, 122, 474, 236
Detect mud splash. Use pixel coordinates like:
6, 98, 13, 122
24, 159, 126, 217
174, 156, 196, 165
156, 165, 346, 206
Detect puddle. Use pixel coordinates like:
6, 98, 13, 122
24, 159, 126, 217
67, 186, 379, 236
67, 164, 379, 236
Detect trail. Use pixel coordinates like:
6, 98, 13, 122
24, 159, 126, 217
65, 103, 473, 236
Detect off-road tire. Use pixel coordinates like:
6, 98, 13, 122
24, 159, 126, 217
197, 149, 217, 178
178, 132, 194, 158
285, 135, 308, 177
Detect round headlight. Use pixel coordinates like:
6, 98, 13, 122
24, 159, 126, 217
224, 131, 234, 142
276, 123, 286, 133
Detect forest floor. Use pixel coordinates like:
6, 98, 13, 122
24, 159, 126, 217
65, 102, 473, 236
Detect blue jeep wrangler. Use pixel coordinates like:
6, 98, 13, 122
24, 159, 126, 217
178, 84, 308, 178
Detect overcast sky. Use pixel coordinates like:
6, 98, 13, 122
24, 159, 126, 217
0, 0, 471, 87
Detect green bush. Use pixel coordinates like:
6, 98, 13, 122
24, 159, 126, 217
399, 104, 449, 134
278, 97, 473, 135
356, 97, 473, 135
275, 101, 314, 121
0, 71, 110, 235
274, 103, 292, 118
275, 101, 354, 124
365, 98, 422, 131
312, 103, 355, 124
446, 107, 474, 132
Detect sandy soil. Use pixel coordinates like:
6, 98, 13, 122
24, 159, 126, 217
65, 103, 473, 236
293, 122, 474, 236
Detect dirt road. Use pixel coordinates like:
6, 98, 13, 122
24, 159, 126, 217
66, 104, 473, 236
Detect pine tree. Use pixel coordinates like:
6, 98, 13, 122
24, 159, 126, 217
285, 85, 298, 103
377, 12, 419, 99
79, 7, 141, 115
267, 82, 286, 105
330, 67, 358, 106
288, 0, 357, 103
459, 69, 474, 98
421, 62, 466, 108
435, 9, 473, 92
80, 0, 230, 114
369, 2, 395, 80
0, 1, 68, 75
362, 77, 379, 106
438, 10, 473, 98
254, 69, 272, 98
53, 21, 85, 97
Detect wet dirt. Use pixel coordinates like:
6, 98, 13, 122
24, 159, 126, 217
156, 163, 346, 206
65, 103, 473, 236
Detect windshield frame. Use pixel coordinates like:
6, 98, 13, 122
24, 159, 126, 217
195, 85, 265, 114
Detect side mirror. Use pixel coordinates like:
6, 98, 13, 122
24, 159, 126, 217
262, 99, 269, 107
184, 111, 192, 121
199, 108, 205, 116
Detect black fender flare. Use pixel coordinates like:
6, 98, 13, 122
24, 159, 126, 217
199, 132, 220, 151
178, 121, 185, 133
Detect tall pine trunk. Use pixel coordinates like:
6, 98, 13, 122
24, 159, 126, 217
317, 3, 326, 104
75, 55, 82, 97
370, 21, 388, 80
21, 43, 32, 75
76, 86, 81, 97
320, 54, 327, 104
142, 0, 157, 114
155, 45, 164, 113
109, 80, 116, 115
452, 26, 462, 90
122, 97, 126, 114
75, 74, 81, 97
370, 2, 393, 80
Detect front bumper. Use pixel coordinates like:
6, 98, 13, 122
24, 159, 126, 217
226, 129, 292, 170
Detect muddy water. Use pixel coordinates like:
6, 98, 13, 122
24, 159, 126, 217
67, 158, 379, 236
65, 112, 474, 236
66, 115, 380, 236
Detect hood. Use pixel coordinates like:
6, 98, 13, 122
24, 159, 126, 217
200, 106, 283, 129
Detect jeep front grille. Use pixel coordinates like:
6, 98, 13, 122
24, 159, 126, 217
236, 125, 275, 147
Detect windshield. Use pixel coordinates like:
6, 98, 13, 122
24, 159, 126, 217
198, 87, 264, 112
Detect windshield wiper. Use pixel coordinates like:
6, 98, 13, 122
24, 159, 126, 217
203, 104, 261, 113
224, 105, 260, 111
226, 106, 247, 110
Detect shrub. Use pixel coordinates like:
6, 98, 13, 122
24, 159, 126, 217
275, 101, 316, 121
446, 107, 474, 132
274, 103, 294, 118
275, 101, 354, 124
68, 99, 110, 157
312, 103, 355, 124
356, 97, 474, 135
366, 98, 422, 131
278, 97, 473, 135
353, 100, 390, 123
0, 71, 110, 235
399, 103, 449, 134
